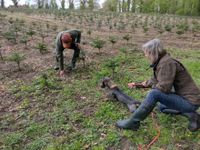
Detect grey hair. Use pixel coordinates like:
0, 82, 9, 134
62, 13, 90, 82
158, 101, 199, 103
142, 39, 166, 63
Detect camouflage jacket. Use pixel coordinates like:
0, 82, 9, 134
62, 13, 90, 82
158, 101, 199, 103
55, 29, 81, 70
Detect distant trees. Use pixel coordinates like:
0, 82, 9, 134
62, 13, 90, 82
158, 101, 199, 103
29, 0, 99, 10
68, 0, 75, 9
102, 0, 200, 16
78, 0, 99, 10
11, 0, 20, 7
5, 0, 200, 16
60, 0, 65, 9
34, 0, 45, 9
0, 0, 5, 8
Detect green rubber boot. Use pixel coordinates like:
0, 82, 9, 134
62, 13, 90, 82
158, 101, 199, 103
183, 112, 200, 132
116, 102, 155, 130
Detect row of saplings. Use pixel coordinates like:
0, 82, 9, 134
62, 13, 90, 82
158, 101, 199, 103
0, 31, 133, 72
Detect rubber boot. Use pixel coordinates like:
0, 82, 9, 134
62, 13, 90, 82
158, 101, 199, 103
183, 112, 200, 132
116, 102, 155, 130
158, 104, 181, 115
161, 109, 181, 115
67, 62, 76, 71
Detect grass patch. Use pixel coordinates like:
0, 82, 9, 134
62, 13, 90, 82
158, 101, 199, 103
1, 48, 200, 149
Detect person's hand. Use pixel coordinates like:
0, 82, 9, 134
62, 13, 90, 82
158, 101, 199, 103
76, 43, 81, 49
128, 82, 137, 88
128, 81, 148, 88
59, 70, 65, 78
141, 81, 148, 87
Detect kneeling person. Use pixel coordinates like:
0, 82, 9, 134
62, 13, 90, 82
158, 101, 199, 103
54, 29, 81, 77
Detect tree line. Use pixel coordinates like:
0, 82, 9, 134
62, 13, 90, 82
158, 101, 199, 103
1, 0, 200, 16
0, 0, 100, 10
103, 0, 200, 16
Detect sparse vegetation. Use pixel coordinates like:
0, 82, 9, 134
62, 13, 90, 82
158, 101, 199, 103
104, 58, 119, 78
36, 42, 48, 54
0, 4, 200, 150
7, 52, 25, 71
91, 38, 105, 53
109, 36, 117, 48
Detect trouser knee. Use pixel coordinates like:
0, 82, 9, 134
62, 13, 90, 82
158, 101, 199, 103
146, 89, 162, 100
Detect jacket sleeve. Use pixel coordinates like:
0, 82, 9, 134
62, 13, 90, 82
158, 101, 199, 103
76, 30, 81, 43
55, 34, 64, 70
58, 50, 64, 70
155, 62, 176, 93
146, 77, 158, 88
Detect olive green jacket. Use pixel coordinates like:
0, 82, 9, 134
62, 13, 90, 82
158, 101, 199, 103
55, 29, 81, 70
146, 53, 200, 105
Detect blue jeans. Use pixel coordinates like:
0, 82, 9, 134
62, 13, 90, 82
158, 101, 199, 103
144, 89, 199, 113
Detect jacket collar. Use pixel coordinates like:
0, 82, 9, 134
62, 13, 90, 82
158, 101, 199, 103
150, 52, 167, 71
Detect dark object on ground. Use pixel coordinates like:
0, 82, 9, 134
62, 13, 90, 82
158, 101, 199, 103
101, 77, 141, 112
54, 65, 59, 70
183, 112, 200, 132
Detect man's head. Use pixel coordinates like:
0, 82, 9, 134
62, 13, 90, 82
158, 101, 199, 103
61, 33, 72, 49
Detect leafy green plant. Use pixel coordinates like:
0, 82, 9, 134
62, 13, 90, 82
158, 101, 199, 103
8, 17, 14, 24
164, 24, 173, 32
7, 52, 25, 71
119, 47, 128, 58
11, 22, 21, 38
191, 21, 200, 36
104, 58, 119, 78
36, 42, 48, 54
123, 34, 131, 43
3, 132, 23, 149
143, 25, 149, 33
91, 38, 105, 53
108, 36, 117, 48
97, 20, 102, 29
3, 31, 17, 43
39, 32, 47, 43
26, 28, 35, 38
34, 74, 54, 90
176, 29, 184, 36
176, 23, 188, 34
87, 29, 92, 37
117, 22, 125, 31
20, 36, 28, 47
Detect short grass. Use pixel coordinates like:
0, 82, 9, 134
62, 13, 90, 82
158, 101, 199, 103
0, 48, 200, 150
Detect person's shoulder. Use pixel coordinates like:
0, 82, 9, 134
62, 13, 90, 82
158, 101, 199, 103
72, 29, 81, 33
159, 54, 176, 67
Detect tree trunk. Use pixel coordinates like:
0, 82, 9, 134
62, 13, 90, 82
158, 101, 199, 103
11, 0, 18, 7
69, 0, 74, 9
131, 0, 135, 12
127, 0, 130, 11
1, 0, 5, 8
17, 61, 21, 71
118, 0, 121, 12
122, 0, 125, 12
61, 0, 65, 9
